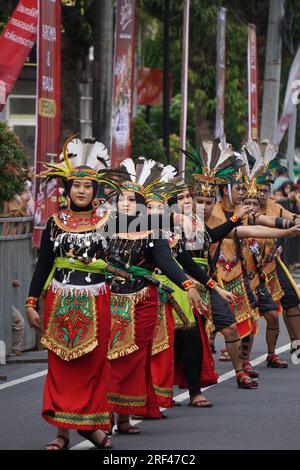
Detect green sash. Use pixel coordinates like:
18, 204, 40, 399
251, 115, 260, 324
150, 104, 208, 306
43, 257, 107, 294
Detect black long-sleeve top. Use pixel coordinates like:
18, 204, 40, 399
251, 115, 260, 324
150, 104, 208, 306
29, 211, 182, 298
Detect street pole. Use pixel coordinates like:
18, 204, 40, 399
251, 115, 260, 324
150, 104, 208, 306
163, 0, 170, 163
286, 106, 297, 179
260, 0, 285, 142
179, 0, 190, 179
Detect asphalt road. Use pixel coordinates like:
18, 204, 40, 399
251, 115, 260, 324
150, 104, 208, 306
0, 315, 299, 451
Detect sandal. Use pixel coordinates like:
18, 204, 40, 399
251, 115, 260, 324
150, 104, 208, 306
188, 395, 212, 408
236, 371, 258, 389
77, 430, 113, 449
267, 353, 288, 368
243, 361, 259, 378
45, 434, 69, 450
219, 349, 231, 362
116, 421, 141, 434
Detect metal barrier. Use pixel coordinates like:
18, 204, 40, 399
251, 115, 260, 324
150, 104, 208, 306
276, 200, 300, 271
0, 216, 36, 353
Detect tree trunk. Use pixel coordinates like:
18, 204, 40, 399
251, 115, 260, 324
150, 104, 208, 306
92, 0, 114, 148
60, 32, 83, 142
194, 103, 214, 145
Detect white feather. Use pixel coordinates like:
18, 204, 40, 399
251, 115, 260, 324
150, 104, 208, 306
263, 143, 278, 166
137, 159, 156, 185
85, 141, 110, 170
216, 140, 234, 168
65, 138, 83, 168
239, 149, 251, 178
160, 165, 177, 182
202, 140, 213, 169
120, 158, 136, 181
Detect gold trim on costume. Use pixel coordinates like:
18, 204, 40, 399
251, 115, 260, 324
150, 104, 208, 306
115, 230, 154, 240
41, 286, 98, 361
107, 392, 147, 407
107, 287, 150, 360
53, 208, 110, 233
152, 302, 170, 356
44, 410, 110, 426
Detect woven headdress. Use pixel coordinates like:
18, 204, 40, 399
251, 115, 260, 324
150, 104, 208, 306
239, 139, 279, 198
181, 137, 242, 197
118, 157, 181, 203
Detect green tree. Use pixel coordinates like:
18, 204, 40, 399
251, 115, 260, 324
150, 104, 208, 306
0, 122, 27, 206
137, 0, 300, 152
132, 115, 165, 162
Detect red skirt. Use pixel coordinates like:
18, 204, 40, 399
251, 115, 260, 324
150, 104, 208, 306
42, 285, 111, 431
107, 284, 161, 418
174, 309, 219, 389
151, 301, 174, 408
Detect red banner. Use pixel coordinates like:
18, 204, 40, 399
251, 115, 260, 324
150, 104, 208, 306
215, 7, 226, 139
33, 0, 61, 247
137, 68, 170, 106
247, 24, 259, 140
0, 0, 37, 111
110, 0, 136, 168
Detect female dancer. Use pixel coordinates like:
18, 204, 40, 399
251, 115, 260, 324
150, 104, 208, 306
104, 158, 203, 433
26, 137, 115, 449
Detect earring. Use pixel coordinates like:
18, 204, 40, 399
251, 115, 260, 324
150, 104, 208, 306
92, 198, 100, 209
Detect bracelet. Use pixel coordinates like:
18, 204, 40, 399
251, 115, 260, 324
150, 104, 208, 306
182, 279, 195, 291
25, 296, 38, 308
206, 278, 217, 289
230, 215, 240, 223
287, 220, 296, 228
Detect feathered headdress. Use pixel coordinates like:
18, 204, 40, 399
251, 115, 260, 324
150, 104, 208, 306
118, 157, 181, 203
239, 139, 279, 198
181, 137, 242, 197
37, 135, 123, 190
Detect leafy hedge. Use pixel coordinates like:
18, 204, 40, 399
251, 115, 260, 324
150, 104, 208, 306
0, 122, 27, 204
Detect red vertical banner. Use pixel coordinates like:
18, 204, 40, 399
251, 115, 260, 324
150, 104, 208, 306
33, 0, 61, 247
215, 7, 226, 139
0, 0, 38, 112
110, 0, 136, 168
248, 24, 259, 140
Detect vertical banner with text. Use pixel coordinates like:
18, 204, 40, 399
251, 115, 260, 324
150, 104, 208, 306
215, 7, 226, 139
110, 0, 136, 168
275, 45, 300, 144
33, 0, 61, 247
0, 0, 37, 111
248, 24, 259, 140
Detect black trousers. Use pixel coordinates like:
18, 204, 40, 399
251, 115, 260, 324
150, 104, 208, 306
174, 321, 202, 397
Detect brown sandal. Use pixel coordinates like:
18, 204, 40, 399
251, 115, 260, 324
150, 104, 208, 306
188, 395, 212, 408
45, 434, 69, 450
219, 349, 231, 362
267, 353, 288, 368
77, 430, 113, 449
116, 421, 141, 434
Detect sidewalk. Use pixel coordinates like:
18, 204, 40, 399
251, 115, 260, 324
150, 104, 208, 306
6, 349, 47, 365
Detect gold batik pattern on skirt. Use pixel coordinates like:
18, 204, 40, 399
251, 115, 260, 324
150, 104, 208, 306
41, 287, 98, 361
152, 301, 169, 356
107, 287, 150, 360
223, 276, 252, 324
266, 268, 284, 301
